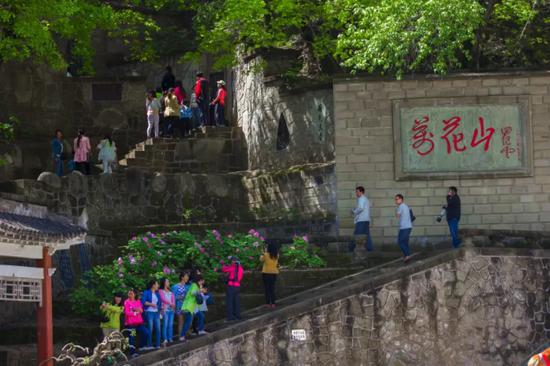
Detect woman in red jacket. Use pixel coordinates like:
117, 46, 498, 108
211, 80, 227, 127
123, 289, 150, 356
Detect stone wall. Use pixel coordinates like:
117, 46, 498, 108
131, 244, 550, 366
334, 71, 550, 243
0, 62, 147, 181
233, 59, 334, 171
0, 170, 248, 232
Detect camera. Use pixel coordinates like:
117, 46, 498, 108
436, 207, 446, 223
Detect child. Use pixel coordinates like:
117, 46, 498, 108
195, 279, 211, 335
97, 134, 117, 174
146, 91, 161, 138
100, 293, 123, 337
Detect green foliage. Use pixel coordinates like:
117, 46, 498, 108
280, 235, 326, 268
0, 0, 160, 74
333, 0, 484, 76
0, 115, 18, 166
70, 229, 325, 317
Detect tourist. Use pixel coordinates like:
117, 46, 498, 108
123, 288, 150, 356
73, 129, 91, 175
161, 66, 176, 91
260, 242, 279, 309
194, 277, 209, 335
51, 129, 64, 177
350, 186, 375, 253
444, 186, 461, 248
210, 80, 227, 127
97, 134, 117, 174
189, 92, 202, 129
158, 278, 175, 345
163, 88, 180, 138
394, 194, 413, 262
146, 91, 161, 138
179, 275, 201, 341
194, 72, 209, 126
141, 279, 161, 349
99, 293, 123, 337
171, 272, 190, 338
222, 256, 243, 321
174, 80, 186, 105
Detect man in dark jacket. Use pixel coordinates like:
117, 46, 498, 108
445, 186, 461, 248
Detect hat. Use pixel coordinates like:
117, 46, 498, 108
217, 80, 226, 86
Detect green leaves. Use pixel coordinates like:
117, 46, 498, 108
333, 0, 484, 77
0, 0, 160, 74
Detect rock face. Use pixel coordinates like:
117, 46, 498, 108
138, 248, 550, 366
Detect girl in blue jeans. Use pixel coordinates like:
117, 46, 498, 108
141, 279, 161, 349
159, 278, 175, 344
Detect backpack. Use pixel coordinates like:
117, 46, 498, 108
180, 106, 192, 119
409, 208, 416, 222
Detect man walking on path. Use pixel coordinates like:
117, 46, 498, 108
445, 186, 461, 248
395, 194, 413, 262
350, 186, 375, 253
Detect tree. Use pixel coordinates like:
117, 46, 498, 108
185, 0, 550, 77
0, 0, 161, 74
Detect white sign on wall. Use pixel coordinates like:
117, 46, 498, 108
291, 329, 307, 341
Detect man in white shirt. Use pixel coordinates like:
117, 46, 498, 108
395, 194, 413, 262
350, 186, 375, 253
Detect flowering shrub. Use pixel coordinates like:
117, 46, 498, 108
70, 229, 325, 316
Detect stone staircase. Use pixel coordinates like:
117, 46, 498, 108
118, 127, 247, 174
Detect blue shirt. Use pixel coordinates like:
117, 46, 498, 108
397, 203, 413, 229
353, 195, 370, 223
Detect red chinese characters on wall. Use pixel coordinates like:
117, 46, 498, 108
411, 114, 516, 158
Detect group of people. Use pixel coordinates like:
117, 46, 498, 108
98, 243, 280, 357
145, 67, 227, 139
51, 129, 117, 177
351, 186, 462, 262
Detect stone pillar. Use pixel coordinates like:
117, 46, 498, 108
36, 246, 53, 366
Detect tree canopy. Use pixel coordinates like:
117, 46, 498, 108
1, 0, 549, 77
185, 0, 550, 77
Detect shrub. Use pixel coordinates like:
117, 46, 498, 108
70, 229, 325, 317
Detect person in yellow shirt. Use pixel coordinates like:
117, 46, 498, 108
99, 293, 123, 338
260, 242, 279, 309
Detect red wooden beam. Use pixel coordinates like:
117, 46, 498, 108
36, 247, 53, 366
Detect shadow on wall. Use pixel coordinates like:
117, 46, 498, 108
233, 58, 335, 171
0, 61, 147, 181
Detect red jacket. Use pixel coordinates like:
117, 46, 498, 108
212, 87, 226, 106
194, 77, 208, 99
222, 263, 243, 287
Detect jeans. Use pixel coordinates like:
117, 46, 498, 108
226, 286, 241, 320
198, 98, 209, 125
215, 104, 225, 126
147, 113, 159, 138
192, 107, 202, 128
161, 310, 174, 342
53, 159, 63, 177
180, 311, 193, 337
195, 311, 205, 331
262, 273, 277, 305
397, 228, 412, 257
126, 324, 149, 354
164, 116, 179, 137
350, 221, 374, 252
144, 311, 161, 348
447, 218, 461, 248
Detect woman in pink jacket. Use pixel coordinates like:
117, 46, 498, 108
73, 129, 91, 175
124, 289, 150, 356
159, 278, 176, 344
